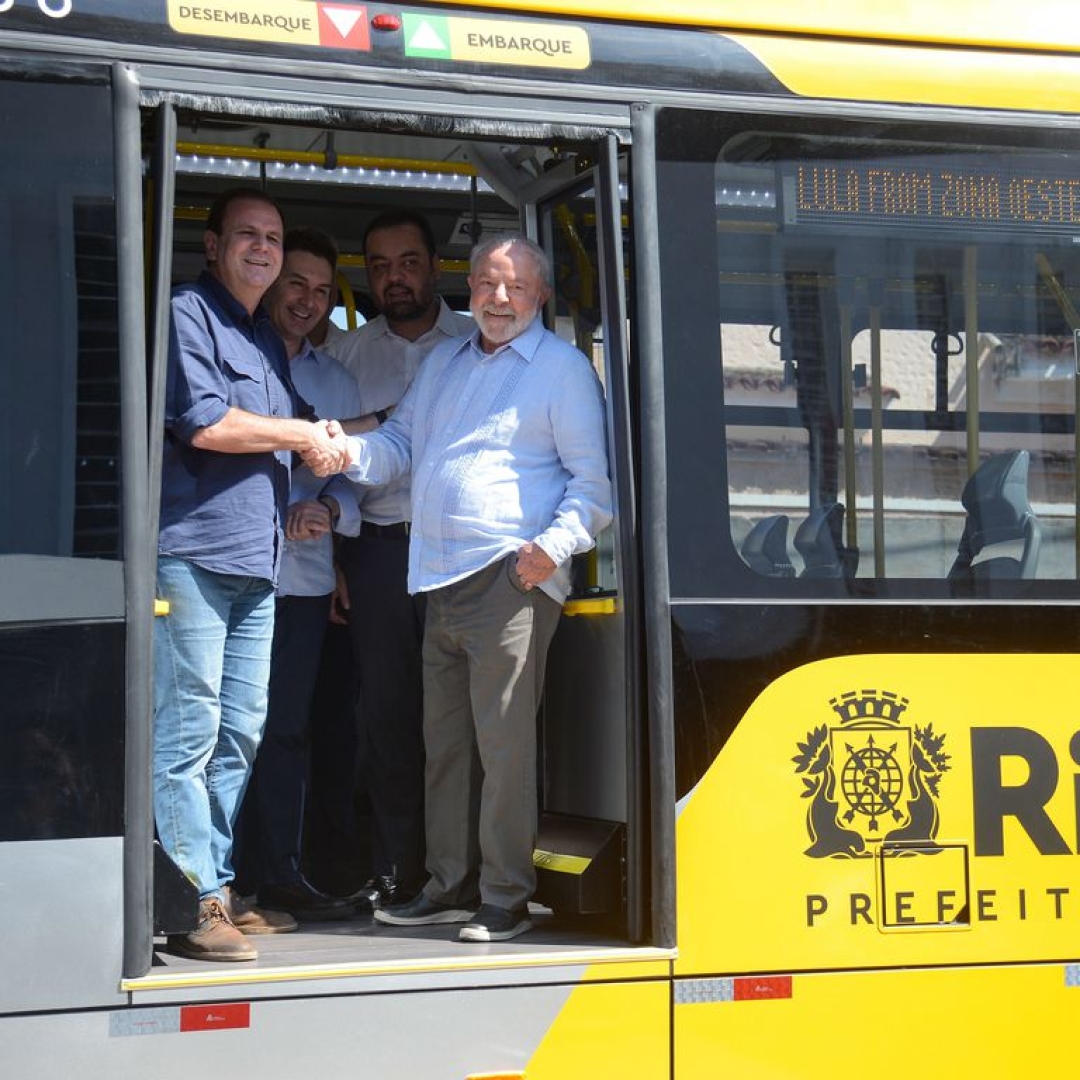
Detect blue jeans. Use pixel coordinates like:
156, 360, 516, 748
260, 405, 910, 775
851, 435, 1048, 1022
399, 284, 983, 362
153, 555, 275, 898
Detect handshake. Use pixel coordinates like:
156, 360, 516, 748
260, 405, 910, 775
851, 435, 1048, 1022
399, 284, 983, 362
302, 419, 351, 477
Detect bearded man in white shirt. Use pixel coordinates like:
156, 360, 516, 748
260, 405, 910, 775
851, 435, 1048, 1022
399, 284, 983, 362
326, 210, 473, 908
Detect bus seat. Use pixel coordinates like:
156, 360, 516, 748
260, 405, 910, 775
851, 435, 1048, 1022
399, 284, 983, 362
741, 514, 794, 577
947, 450, 1041, 581
794, 502, 846, 578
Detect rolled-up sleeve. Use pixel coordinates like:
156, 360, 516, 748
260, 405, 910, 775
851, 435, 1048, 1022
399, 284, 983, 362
326, 475, 363, 537
345, 382, 416, 486
166, 293, 233, 443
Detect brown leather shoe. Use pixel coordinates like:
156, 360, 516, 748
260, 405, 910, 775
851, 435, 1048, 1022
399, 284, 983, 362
167, 896, 257, 962
223, 886, 298, 935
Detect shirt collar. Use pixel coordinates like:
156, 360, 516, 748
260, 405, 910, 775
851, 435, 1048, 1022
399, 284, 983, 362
197, 269, 272, 329
370, 297, 464, 344
433, 297, 467, 336
467, 314, 546, 363
292, 337, 322, 366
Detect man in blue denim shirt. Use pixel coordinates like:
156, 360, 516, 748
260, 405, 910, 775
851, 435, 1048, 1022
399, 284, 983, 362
155, 188, 350, 962
310, 234, 612, 943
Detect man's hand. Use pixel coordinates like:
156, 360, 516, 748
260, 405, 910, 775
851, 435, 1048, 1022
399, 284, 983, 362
286, 499, 332, 541
302, 419, 350, 476
514, 541, 557, 591
329, 564, 350, 624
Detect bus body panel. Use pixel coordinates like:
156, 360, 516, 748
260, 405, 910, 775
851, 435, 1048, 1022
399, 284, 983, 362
3, 964, 669, 1079
674, 962, 1076, 1079
526, 976, 671, 1078
730, 32, 1080, 113
675, 650, 1080, 976
420, 0, 1080, 53
0, 838, 126, 1013
5, 1, 1080, 1074
5, 3, 1080, 114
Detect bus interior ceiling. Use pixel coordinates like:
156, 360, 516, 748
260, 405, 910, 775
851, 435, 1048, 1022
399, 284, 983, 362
159, 113, 585, 311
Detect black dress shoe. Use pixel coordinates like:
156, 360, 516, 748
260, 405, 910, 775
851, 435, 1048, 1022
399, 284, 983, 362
353, 875, 421, 910
258, 880, 355, 921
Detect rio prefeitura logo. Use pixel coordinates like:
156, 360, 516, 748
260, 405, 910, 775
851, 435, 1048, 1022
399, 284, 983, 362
793, 689, 951, 858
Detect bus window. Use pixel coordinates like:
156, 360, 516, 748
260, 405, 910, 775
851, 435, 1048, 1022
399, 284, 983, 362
0, 81, 122, 566
0, 76, 125, 848
659, 108, 1080, 599
0, 82, 126, 840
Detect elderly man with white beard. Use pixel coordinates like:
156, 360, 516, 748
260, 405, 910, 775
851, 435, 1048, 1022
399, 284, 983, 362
306, 233, 613, 942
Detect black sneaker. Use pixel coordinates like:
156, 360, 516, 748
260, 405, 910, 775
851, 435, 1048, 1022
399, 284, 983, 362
458, 904, 531, 942
374, 892, 477, 926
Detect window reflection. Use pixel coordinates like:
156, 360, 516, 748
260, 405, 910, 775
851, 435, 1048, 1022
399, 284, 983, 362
0, 81, 120, 560
715, 136, 1079, 590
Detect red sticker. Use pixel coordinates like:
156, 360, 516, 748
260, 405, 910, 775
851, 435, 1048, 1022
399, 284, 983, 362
180, 1002, 251, 1032
318, 4, 371, 50
733, 975, 793, 1001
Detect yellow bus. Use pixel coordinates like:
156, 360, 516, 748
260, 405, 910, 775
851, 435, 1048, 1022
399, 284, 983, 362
4, 1, 1080, 1075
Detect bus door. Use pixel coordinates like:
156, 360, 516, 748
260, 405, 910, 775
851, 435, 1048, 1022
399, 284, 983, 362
517, 138, 645, 938
0, 64, 151, 1011
134, 81, 651, 947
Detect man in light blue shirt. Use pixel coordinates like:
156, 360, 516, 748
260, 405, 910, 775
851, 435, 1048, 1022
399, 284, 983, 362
308, 234, 612, 942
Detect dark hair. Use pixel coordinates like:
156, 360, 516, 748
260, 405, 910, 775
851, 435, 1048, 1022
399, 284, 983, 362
205, 186, 282, 235
284, 225, 339, 272
362, 208, 437, 258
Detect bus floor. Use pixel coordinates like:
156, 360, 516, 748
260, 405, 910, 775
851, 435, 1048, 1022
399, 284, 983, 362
149, 904, 629, 975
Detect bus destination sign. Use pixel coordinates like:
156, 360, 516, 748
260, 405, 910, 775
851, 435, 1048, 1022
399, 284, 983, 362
781, 158, 1080, 240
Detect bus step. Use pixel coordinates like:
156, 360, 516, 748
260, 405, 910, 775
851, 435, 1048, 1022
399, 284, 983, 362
532, 813, 624, 916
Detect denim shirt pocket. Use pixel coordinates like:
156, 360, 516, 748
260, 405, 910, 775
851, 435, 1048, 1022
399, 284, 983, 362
220, 348, 270, 413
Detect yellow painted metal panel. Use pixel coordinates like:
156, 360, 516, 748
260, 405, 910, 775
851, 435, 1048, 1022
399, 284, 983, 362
527, 978, 670, 1079
580, 956, 673, 982
419, 0, 1080, 52
562, 596, 617, 616
676, 654, 1080, 976
676, 964, 1078, 1079
731, 33, 1080, 113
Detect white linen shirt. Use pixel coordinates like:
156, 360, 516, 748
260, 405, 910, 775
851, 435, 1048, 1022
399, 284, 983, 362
326, 298, 473, 525
278, 340, 363, 597
343, 317, 613, 603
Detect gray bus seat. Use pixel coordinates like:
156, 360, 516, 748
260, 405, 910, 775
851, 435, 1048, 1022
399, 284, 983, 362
741, 514, 794, 577
794, 502, 847, 579
947, 449, 1041, 581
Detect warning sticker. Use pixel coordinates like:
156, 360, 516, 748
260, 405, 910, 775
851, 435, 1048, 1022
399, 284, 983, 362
167, 1, 371, 51
402, 12, 590, 70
